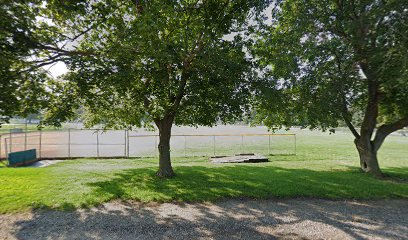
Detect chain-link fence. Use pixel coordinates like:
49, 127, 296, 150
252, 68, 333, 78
128, 134, 296, 157
0, 129, 296, 160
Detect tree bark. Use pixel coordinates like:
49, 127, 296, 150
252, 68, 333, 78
355, 63, 384, 177
155, 116, 175, 178
354, 138, 383, 178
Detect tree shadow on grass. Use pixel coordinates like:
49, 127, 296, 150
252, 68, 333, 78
88, 165, 408, 203
382, 167, 408, 182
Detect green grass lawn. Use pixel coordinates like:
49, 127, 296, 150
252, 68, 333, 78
0, 129, 407, 213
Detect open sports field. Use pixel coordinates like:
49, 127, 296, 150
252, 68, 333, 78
0, 126, 407, 213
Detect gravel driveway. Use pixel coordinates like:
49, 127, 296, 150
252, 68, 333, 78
1, 199, 407, 240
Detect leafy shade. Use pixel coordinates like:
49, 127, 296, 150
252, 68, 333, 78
0, 1, 52, 123
254, 0, 408, 176
0, 0, 85, 124
45, 0, 265, 177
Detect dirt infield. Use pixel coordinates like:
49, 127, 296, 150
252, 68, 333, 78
1, 199, 407, 240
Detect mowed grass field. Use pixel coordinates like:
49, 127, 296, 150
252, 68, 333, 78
0, 129, 407, 213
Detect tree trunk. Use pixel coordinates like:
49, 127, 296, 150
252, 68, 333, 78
155, 117, 175, 178
354, 139, 383, 178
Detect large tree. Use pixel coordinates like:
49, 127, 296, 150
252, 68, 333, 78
253, 0, 408, 177
45, 0, 265, 177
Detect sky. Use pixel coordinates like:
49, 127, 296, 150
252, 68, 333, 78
46, 62, 68, 78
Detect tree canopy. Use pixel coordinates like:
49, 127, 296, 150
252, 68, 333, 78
42, 0, 266, 177
0, 0, 85, 124
0, 1, 49, 123
253, 0, 408, 176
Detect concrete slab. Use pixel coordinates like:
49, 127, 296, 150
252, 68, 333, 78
210, 153, 269, 163
28, 160, 64, 168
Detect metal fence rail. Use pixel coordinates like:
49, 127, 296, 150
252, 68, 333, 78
0, 129, 296, 160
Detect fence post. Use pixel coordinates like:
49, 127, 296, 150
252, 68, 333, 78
24, 120, 28, 150
96, 129, 100, 158
39, 129, 42, 159
9, 129, 12, 153
294, 134, 297, 155
68, 129, 71, 158
184, 135, 187, 157
241, 135, 244, 153
0, 135, 2, 159
124, 130, 127, 158
126, 130, 130, 158
4, 138, 8, 159
213, 135, 216, 156
268, 134, 271, 155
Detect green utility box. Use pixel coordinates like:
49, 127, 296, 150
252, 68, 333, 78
8, 149, 37, 167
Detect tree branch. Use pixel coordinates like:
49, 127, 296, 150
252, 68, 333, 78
169, 62, 189, 115
16, 56, 71, 74
168, 32, 205, 115
67, 25, 95, 42
330, 47, 360, 139
359, 63, 379, 140
341, 100, 360, 139
35, 43, 95, 56
373, 117, 408, 151
143, 79, 152, 109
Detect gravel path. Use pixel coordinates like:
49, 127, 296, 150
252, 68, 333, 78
1, 199, 407, 240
